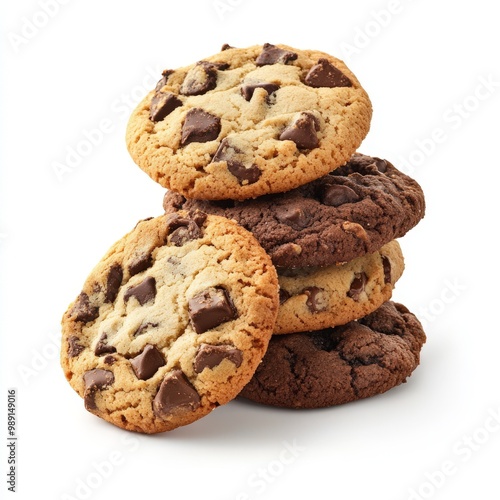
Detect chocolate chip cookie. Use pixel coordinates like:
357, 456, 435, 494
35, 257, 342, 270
276, 240, 404, 334
126, 43, 372, 200
60, 211, 279, 433
164, 153, 425, 268
240, 301, 426, 408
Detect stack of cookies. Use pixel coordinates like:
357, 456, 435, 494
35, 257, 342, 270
61, 43, 426, 433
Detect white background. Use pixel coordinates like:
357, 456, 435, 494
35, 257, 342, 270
1, 1, 499, 499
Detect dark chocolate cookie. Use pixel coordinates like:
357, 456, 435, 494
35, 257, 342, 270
239, 301, 426, 408
163, 153, 425, 268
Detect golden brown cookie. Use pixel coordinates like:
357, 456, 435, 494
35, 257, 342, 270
126, 43, 372, 200
60, 211, 279, 433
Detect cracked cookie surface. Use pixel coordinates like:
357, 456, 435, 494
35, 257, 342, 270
164, 153, 425, 267
60, 212, 279, 433
276, 240, 404, 334
126, 43, 372, 200
239, 301, 426, 408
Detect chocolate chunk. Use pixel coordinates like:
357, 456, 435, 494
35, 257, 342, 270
166, 213, 203, 246
124, 277, 156, 306
68, 336, 84, 357
130, 345, 166, 380
153, 369, 200, 417
83, 369, 114, 411
128, 253, 153, 276
180, 108, 221, 146
189, 210, 208, 228
134, 322, 159, 336
221, 43, 233, 51
279, 112, 320, 150
227, 161, 261, 185
303, 287, 327, 312
105, 264, 123, 303
275, 205, 311, 230
193, 344, 243, 373
348, 273, 367, 301
373, 157, 388, 173
71, 292, 99, 323
155, 69, 174, 92
94, 333, 116, 356
188, 287, 237, 334
180, 62, 218, 96
104, 355, 116, 365
240, 81, 279, 101
212, 138, 261, 185
279, 289, 291, 304
256, 43, 298, 66
150, 92, 182, 122
382, 256, 391, 284
321, 184, 359, 207
304, 58, 352, 88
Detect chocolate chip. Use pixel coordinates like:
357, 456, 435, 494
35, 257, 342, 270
105, 264, 123, 303
188, 287, 237, 334
348, 273, 367, 301
382, 256, 391, 284
240, 81, 279, 101
221, 43, 233, 51
124, 277, 156, 306
188, 209, 208, 228
275, 205, 311, 230
180, 108, 221, 146
166, 213, 203, 246
128, 253, 153, 277
155, 69, 174, 92
303, 287, 327, 312
279, 112, 320, 150
104, 356, 116, 365
212, 138, 261, 185
133, 322, 159, 336
71, 292, 99, 323
83, 369, 114, 411
304, 58, 352, 88
373, 157, 388, 173
279, 289, 291, 304
153, 369, 200, 417
256, 43, 298, 66
180, 61, 218, 96
130, 345, 166, 380
150, 92, 183, 122
321, 184, 359, 207
68, 336, 84, 357
193, 344, 243, 373
95, 333, 116, 356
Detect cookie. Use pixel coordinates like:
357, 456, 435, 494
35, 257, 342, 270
239, 301, 426, 408
164, 153, 425, 268
60, 211, 279, 433
126, 43, 372, 200
276, 240, 404, 334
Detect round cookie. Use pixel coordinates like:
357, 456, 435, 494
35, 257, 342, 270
164, 153, 425, 268
276, 240, 404, 334
60, 211, 279, 434
126, 43, 372, 200
239, 301, 426, 408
